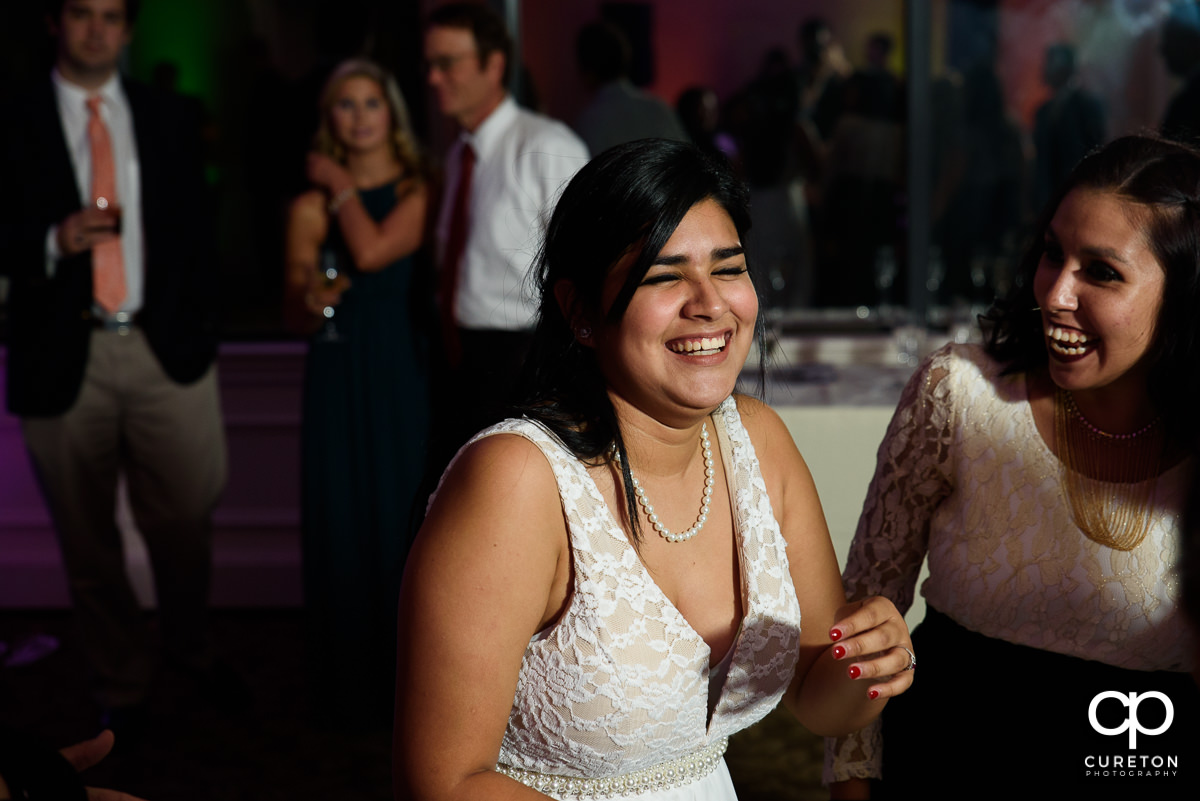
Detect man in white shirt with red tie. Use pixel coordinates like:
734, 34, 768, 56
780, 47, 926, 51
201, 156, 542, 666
0, 0, 230, 733
424, 2, 588, 464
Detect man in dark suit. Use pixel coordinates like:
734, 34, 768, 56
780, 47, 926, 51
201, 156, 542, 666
0, 0, 227, 727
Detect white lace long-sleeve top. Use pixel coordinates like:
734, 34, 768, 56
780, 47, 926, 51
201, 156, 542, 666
467, 397, 802, 798
825, 343, 1194, 783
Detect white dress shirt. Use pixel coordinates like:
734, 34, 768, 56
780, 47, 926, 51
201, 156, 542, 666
47, 69, 144, 315
436, 95, 589, 331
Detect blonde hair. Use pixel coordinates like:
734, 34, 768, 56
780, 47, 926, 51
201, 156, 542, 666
313, 58, 425, 181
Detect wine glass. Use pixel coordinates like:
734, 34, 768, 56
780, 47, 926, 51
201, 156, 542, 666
95, 196, 123, 233
315, 247, 347, 343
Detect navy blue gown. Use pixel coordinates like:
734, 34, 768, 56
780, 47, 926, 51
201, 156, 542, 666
300, 182, 431, 728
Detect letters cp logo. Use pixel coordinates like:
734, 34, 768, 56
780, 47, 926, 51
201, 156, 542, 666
1088, 691, 1174, 749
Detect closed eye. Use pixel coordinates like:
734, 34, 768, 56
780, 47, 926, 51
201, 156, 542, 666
639, 273, 679, 286
1085, 261, 1122, 282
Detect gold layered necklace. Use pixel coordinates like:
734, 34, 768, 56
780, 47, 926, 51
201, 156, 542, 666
1053, 387, 1164, 551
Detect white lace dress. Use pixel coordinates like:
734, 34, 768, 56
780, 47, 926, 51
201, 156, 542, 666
465, 396, 802, 799
825, 343, 1195, 782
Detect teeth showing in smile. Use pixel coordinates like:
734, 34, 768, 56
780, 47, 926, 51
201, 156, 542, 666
670, 334, 727, 355
1047, 326, 1094, 356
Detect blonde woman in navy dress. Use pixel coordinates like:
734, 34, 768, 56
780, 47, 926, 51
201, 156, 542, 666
285, 59, 432, 728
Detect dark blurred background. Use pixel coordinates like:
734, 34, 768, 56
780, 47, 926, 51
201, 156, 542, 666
0, 0, 1188, 338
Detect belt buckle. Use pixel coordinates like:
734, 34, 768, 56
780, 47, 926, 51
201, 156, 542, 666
101, 311, 133, 335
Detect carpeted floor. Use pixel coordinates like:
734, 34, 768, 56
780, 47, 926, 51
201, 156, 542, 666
0, 610, 827, 800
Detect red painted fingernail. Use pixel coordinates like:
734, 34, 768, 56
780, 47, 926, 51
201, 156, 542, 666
832, 645, 846, 660
829, 628, 843, 641
869, 689, 880, 700
848, 665, 861, 679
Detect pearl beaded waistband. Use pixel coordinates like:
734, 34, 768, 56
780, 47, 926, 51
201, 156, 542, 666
495, 737, 729, 798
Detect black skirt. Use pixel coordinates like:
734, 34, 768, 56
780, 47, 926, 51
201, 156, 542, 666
875, 606, 1200, 800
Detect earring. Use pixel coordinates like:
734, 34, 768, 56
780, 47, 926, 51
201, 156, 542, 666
576, 326, 592, 341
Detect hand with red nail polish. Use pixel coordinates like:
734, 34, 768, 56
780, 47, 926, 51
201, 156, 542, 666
826, 595, 916, 705
785, 591, 914, 746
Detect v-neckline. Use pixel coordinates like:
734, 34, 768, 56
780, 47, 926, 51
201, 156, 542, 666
583, 405, 750, 673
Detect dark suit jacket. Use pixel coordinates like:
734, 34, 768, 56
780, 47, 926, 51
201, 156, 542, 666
0, 76, 219, 417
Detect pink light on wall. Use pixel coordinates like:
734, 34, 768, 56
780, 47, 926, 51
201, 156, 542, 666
520, 0, 904, 134
996, 0, 1173, 134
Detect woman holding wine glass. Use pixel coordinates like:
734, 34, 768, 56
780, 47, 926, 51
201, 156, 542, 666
284, 58, 432, 729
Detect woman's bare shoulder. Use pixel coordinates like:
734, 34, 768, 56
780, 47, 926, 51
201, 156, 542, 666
428, 432, 563, 539
732, 394, 793, 448
730, 394, 818, 527
451, 431, 556, 484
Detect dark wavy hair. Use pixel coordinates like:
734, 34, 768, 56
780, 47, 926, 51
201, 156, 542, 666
983, 134, 1200, 443
517, 138, 758, 542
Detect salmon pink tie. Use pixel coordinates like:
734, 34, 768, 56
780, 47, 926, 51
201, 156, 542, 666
86, 95, 126, 313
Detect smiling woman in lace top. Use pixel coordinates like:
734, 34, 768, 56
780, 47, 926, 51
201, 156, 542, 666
392, 138, 914, 801
826, 135, 1200, 799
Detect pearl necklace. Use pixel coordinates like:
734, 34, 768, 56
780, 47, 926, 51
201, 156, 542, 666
613, 423, 715, 543
1054, 388, 1164, 551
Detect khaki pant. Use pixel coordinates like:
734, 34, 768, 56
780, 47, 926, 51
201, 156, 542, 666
22, 327, 227, 707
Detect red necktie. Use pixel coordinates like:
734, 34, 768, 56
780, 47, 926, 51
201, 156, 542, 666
438, 142, 475, 366
86, 95, 126, 313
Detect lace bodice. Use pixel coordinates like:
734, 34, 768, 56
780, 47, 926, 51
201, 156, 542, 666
825, 343, 1195, 782
469, 397, 801, 796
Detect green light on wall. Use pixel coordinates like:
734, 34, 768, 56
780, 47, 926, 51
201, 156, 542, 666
127, 0, 222, 102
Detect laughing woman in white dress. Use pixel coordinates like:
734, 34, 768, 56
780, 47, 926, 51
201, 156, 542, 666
392, 139, 915, 800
